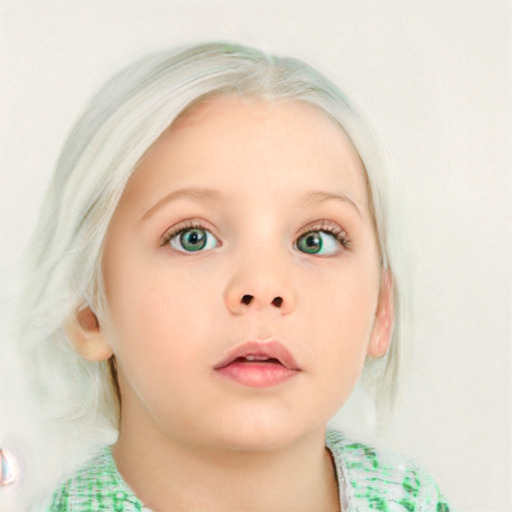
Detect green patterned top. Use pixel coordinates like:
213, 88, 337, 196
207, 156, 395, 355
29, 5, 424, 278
48, 429, 451, 511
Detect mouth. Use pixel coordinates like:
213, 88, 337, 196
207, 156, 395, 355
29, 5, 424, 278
213, 340, 301, 388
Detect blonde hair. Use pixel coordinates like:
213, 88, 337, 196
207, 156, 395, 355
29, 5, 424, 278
7, 42, 406, 460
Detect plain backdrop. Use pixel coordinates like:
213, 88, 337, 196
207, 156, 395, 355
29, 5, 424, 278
0, 1, 511, 511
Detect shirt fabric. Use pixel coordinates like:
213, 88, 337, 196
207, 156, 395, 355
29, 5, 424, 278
48, 429, 451, 511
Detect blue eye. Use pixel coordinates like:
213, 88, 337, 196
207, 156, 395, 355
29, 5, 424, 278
168, 227, 218, 252
296, 230, 340, 255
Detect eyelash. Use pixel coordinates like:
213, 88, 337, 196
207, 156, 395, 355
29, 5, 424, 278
296, 220, 351, 250
160, 220, 217, 247
159, 220, 351, 252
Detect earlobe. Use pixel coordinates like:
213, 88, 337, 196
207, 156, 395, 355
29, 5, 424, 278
367, 269, 395, 358
65, 305, 113, 361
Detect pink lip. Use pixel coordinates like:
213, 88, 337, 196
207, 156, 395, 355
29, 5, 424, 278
214, 340, 301, 388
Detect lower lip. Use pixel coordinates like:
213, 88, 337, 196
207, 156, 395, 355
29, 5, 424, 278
216, 362, 299, 388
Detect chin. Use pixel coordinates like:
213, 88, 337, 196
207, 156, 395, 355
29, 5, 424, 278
206, 411, 325, 453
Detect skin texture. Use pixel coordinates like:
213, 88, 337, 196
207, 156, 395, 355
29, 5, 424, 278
67, 96, 393, 511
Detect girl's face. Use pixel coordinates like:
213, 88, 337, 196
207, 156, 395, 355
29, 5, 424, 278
99, 96, 392, 450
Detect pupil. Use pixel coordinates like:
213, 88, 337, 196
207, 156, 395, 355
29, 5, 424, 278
306, 235, 317, 247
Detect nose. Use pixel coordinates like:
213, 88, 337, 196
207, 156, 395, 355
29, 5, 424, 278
224, 265, 296, 316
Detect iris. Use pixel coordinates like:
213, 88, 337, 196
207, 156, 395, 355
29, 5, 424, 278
180, 228, 207, 251
297, 231, 323, 254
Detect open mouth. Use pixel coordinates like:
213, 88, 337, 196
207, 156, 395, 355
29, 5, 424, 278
214, 340, 300, 388
233, 355, 282, 364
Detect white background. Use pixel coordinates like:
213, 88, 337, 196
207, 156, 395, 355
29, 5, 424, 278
0, 1, 510, 510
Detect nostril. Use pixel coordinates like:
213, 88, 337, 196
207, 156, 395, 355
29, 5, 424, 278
241, 295, 253, 305
271, 297, 283, 308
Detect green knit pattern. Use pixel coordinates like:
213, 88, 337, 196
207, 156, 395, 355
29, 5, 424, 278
325, 430, 451, 511
49, 430, 452, 511
48, 448, 144, 512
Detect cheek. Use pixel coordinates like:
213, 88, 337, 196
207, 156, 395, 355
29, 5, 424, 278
102, 254, 219, 370
102, 278, 213, 418
304, 256, 379, 332
299, 258, 380, 378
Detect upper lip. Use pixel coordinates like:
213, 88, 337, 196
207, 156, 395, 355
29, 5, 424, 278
214, 339, 301, 371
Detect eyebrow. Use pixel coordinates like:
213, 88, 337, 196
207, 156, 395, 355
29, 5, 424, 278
141, 187, 224, 221
301, 190, 362, 217
141, 187, 362, 221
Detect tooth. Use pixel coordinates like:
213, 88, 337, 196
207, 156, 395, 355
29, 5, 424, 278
245, 355, 268, 362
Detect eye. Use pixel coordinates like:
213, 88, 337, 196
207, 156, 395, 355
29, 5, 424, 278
163, 225, 219, 252
295, 227, 348, 256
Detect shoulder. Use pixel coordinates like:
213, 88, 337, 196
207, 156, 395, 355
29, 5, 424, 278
326, 429, 452, 512
47, 447, 145, 512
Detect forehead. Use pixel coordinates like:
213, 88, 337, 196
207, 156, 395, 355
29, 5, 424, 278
121, 95, 370, 214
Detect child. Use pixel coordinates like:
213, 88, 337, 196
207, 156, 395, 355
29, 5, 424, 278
1, 42, 451, 511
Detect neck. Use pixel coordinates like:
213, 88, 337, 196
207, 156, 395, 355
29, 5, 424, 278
113, 420, 339, 512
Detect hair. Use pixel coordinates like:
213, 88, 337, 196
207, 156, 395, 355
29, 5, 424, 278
6, 42, 407, 459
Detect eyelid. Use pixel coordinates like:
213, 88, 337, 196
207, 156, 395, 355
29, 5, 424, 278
296, 220, 350, 244
159, 219, 221, 248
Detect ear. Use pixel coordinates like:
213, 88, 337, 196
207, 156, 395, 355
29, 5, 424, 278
367, 269, 395, 358
65, 305, 113, 361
